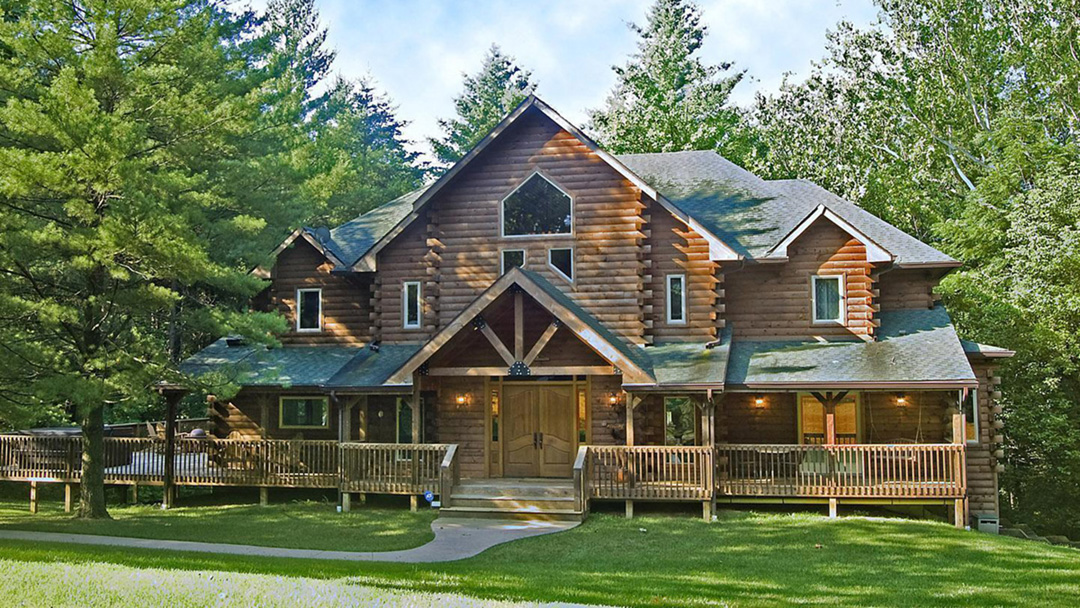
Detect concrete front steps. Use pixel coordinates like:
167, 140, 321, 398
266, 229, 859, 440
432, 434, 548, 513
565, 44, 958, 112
439, 478, 584, 522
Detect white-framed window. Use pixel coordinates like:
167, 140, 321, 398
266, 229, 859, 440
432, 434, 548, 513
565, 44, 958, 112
500, 249, 526, 274
548, 247, 573, 282
501, 172, 573, 238
666, 274, 687, 325
279, 396, 329, 429
962, 390, 980, 445
295, 288, 322, 332
811, 275, 846, 324
402, 281, 422, 329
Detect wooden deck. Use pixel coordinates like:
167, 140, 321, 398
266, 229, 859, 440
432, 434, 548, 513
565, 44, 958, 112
1, 435, 966, 521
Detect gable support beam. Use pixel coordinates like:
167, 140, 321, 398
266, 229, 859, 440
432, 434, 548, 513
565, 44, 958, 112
524, 319, 560, 366
514, 290, 524, 361
478, 321, 516, 367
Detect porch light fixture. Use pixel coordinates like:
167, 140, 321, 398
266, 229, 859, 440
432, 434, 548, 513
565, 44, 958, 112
455, 393, 471, 408
754, 396, 765, 408
896, 394, 908, 406
608, 392, 621, 407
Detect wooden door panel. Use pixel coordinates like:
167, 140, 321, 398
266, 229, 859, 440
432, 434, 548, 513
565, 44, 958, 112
503, 385, 539, 477
539, 385, 575, 477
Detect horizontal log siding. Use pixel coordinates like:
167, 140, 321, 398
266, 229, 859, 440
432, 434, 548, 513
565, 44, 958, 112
968, 361, 1001, 516
877, 269, 940, 310
863, 392, 949, 444
374, 218, 434, 343
377, 110, 647, 345
590, 376, 624, 445
268, 240, 373, 345
431, 377, 487, 478
723, 220, 876, 339
647, 205, 719, 343
210, 393, 362, 440
721, 393, 798, 444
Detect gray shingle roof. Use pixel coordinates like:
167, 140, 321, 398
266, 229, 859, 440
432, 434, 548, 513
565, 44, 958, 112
724, 305, 976, 387
323, 187, 428, 267
615, 150, 957, 267
179, 339, 420, 389
645, 326, 731, 387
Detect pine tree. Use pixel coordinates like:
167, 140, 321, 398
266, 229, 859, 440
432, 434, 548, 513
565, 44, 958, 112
588, 0, 746, 157
0, 0, 292, 518
429, 44, 535, 168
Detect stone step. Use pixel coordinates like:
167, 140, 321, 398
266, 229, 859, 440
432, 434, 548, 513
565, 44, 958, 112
439, 505, 584, 522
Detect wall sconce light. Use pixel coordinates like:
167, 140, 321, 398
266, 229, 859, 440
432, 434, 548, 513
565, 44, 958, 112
455, 393, 471, 408
608, 392, 622, 407
754, 395, 766, 408
896, 394, 908, 406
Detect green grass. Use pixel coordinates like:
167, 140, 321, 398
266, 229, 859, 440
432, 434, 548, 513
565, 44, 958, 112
1, 508, 1079, 606
0, 494, 436, 552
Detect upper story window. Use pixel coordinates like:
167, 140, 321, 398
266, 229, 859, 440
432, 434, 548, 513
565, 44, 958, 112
501, 172, 572, 237
403, 281, 422, 329
296, 288, 322, 332
548, 247, 573, 282
812, 275, 845, 324
501, 249, 526, 274
962, 390, 980, 445
666, 274, 686, 325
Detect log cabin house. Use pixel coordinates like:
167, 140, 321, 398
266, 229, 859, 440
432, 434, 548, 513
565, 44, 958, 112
173, 96, 1012, 526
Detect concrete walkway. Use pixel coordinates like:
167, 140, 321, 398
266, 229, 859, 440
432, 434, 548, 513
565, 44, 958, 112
0, 517, 578, 563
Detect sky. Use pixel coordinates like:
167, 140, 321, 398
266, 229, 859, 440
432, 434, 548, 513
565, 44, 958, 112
247, 0, 881, 155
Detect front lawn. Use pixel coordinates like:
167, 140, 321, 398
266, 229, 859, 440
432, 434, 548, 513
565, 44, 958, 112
1, 509, 1078, 606
0, 493, 436, 553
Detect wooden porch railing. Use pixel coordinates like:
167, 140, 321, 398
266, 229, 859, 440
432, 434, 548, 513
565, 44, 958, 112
439, 444, 460, 508
716, 444, 967, 499
588, 445, 713, 501
573, 445, 590, 514
0, 435, 449, 496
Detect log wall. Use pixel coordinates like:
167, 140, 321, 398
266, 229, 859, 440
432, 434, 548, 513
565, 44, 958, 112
723, 220, 877, 339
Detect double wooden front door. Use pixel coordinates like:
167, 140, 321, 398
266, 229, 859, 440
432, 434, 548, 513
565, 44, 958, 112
502, 383, 575, 477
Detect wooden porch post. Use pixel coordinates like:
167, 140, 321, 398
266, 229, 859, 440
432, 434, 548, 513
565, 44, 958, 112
625, 392, 640, 519
161, 390, 182, 510
952, 411, 967, 529
29, 481, 37, 514
701, 392, 717, 522
259, 395, 270, 439
410, 374, 422, 513
64, 483, 73, 513
356, 395, 369, 442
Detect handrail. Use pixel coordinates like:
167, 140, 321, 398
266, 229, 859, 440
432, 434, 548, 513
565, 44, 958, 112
572, 445, 589, 514
439, 444, 460, 508
716, 443, 966, 499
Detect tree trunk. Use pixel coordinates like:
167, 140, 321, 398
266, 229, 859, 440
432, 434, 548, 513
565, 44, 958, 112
78, 401, 110, 519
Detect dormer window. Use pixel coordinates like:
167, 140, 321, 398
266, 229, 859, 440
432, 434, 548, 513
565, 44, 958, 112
501, 172, 572, 237
296, 288, 322, 332
812, 275, 845, 324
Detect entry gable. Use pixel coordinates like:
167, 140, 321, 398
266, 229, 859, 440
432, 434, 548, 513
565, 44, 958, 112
385, 268, 654, 385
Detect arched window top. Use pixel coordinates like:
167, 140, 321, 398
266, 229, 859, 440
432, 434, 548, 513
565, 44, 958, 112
501, 172, 573, 237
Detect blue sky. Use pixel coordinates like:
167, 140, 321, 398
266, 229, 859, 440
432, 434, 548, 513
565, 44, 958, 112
248, 0, 880, 155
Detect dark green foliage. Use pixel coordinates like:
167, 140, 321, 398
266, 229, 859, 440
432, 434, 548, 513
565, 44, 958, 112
588, 0, 749, 159
750, 0, 1080, 536
429, 44, 534, 168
